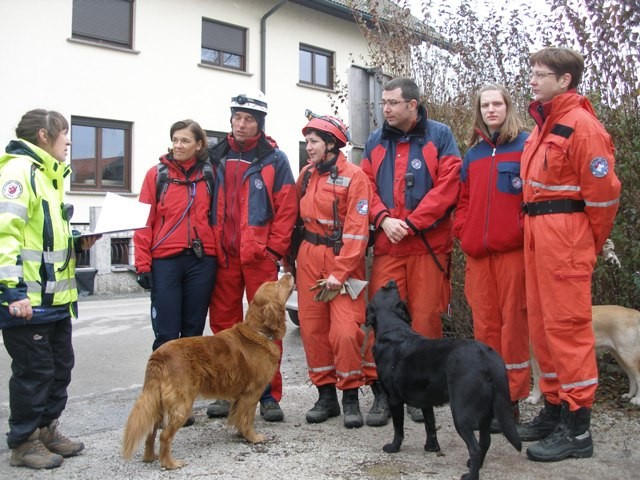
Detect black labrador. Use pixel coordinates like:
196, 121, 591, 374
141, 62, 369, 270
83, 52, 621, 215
366, 280, 521, 480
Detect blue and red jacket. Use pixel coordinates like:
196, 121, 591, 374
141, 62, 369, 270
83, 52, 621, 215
453, 131, 528, 258
360, 106, 461, 256
209, 132, 298, 267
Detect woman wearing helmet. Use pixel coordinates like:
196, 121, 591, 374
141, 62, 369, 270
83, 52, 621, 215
296, 114, 386, 429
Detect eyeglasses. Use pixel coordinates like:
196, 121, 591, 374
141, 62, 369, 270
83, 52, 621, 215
378, 99, 410, 107
530, 71, 558, 80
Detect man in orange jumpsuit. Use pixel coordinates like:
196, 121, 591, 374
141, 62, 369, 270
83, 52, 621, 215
518, 47, 621, 462
360, 77, 461, 423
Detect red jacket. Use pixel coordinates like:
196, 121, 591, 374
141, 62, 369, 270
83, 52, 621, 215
134, 155, 217, 273
360, 107, 461, 256
297, 152, 372, 283
209, 132, 298, 266
521, 92, 621, 253
454, 131, 528, 257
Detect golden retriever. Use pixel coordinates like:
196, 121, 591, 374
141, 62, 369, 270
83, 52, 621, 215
122, 272, 294, 470
527, 305, 640, 406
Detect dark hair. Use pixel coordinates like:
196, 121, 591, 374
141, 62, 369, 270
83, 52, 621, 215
169, 119, 209, 161
530, 47, 584, 89
467, 84, 524, 147
383, 77, 421, 103
306, 128, 340, 154
15, 109, 69, 146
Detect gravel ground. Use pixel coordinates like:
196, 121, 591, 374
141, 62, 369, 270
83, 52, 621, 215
1, 317, 639, 480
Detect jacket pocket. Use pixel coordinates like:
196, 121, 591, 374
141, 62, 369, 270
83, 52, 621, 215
496, 162, 523, 194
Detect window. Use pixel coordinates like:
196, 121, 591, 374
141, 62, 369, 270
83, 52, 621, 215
201, 19, 246, 71
70, 117, 132, 192
72, 0, 134, 49
111, 238, 131, 266
299, 45, 334, 89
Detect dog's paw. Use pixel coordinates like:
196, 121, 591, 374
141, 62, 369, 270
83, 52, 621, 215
142, 453, 158, 463
383, 442, 400, 453
628, 396, 640, 407
424, 439, 441, 453
161, 459, 184, 470
246, 433, 266, 443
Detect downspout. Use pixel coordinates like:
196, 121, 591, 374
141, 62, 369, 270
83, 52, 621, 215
260, 0, 288, 94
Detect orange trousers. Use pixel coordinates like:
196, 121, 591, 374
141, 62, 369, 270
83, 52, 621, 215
524, 214, 598, 410
464, 249, 530, 401
369, 253, 450, 339
209, 255, 283, 401
296, 242, 376, 391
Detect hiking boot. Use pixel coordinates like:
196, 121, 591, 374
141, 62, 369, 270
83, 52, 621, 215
366, 381, 390, 427
39, 420, 84, 458
517, 399, 561, 441
526, 403, 593, 462
10, 429, 64, 469
490, 400, 520, 433
407, 405, 424, 423
342, 388, 363, 428
306, 384, 341, 424
207, 399, 230, 418
260, 400, 284, 422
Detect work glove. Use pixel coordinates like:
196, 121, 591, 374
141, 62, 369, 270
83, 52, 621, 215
602, 238, 621, 268
136, 271, 153, 290
310, 279, 340, 303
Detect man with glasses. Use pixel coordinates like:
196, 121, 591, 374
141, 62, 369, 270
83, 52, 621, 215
360, 77, 461, 423
518, 47, 621, 462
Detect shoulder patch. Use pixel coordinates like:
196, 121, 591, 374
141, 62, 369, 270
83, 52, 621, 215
590, 157, 609, 178
2, 180, 23, 199
356, 199, 369, 215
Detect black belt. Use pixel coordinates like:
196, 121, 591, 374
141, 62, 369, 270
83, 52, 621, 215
303, 230, 340, 248
522, 199, 585, 216
182, 248, 196, 255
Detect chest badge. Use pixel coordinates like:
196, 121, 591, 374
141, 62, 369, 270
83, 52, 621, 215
254, 178, 264, 190
512, 176, 523, 189
410, 158, 422, 170
2, 180, 23, 199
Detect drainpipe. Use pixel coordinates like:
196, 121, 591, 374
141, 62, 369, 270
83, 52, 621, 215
261, 0, 288, 94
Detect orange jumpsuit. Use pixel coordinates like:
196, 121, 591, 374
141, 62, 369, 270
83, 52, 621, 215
521, 92, 621, 410
296, 153, 374, 391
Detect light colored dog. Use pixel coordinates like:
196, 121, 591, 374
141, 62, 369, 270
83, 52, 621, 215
527, 305, 640, 406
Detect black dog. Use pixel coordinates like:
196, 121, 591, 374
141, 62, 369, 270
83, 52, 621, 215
366, 280, 521, 480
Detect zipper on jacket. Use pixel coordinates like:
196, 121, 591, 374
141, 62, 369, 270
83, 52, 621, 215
483, 147, 497, 253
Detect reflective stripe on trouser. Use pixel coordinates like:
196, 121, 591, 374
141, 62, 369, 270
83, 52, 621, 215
464, 249, 530, 401
369, 253, 450, 339
296, 242, 374, 391
209, 254, 283, 401
3, 317, 74, 448
524, 214, 598, 410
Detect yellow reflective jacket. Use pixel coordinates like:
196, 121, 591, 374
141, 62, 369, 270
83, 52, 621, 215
0, 139, 78, 328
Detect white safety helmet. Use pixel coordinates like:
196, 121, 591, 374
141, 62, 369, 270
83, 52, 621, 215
230, 89, 268, 115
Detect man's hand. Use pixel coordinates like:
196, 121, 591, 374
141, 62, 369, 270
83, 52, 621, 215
136, 271, 153, 290
380, 217, 410, 244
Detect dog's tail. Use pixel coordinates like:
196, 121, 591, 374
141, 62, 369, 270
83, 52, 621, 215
122, 357, 164, 459
490, 357, 522, 452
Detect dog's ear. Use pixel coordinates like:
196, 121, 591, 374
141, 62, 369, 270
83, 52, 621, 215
262, 303, 285, 336
397, 299, 412, 326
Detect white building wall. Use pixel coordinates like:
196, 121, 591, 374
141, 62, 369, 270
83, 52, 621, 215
0, 0, 371, 224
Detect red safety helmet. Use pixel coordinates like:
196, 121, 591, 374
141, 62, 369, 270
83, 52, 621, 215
302, 115, 349, 148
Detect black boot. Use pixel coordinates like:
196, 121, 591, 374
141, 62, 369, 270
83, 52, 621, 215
306, 384, 341, 424
517, 399, 561, 441
342, 388, 363, 429
526, 402, 593, 462
366, 381, 390, 427
490, 400, 520, 434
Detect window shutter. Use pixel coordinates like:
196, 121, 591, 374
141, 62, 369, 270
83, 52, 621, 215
202, 20, 245, 55
72, 0, 132, 47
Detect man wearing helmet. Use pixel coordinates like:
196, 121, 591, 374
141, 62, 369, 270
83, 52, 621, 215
360, 77, 461, 422
207, 90, 298, 422
296, 114, 380, 429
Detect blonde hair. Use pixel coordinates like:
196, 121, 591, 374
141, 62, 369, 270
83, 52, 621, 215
467, 84, 524, 147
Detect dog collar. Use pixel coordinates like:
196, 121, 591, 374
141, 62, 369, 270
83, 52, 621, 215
257, 331, 274, 341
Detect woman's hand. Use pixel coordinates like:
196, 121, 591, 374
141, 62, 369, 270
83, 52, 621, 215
8, 299, 33, 320
325, 274, 343, 291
